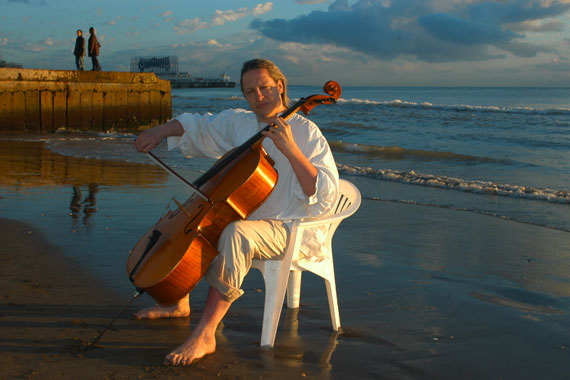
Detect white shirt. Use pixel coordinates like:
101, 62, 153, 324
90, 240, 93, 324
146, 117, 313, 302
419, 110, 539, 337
167, 108, 339, 258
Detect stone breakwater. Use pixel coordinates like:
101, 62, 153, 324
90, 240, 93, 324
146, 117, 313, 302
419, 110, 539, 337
0, 68, 171, 133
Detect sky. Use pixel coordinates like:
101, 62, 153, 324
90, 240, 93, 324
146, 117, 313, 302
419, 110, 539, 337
1, 0, 570, 86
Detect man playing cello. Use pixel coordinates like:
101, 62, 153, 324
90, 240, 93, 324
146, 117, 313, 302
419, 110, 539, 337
134, 58, 339, 366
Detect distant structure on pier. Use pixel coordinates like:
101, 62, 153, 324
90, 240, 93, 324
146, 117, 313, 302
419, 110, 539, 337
130, 56, 235, 88
0, 55, 23, 68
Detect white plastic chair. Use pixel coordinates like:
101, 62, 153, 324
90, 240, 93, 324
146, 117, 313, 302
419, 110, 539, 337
251, 179, 361, 347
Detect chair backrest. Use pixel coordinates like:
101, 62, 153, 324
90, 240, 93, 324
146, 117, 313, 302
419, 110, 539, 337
317, 179, 361, 249
334, 179, 361, 217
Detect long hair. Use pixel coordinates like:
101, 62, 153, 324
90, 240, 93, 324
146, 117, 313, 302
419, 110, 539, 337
240, 58, 290, 107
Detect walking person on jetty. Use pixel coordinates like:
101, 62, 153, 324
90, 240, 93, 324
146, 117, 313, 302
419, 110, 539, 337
73, 29, 85, 71
134, 58, 339, 366
87, 27, 101, 71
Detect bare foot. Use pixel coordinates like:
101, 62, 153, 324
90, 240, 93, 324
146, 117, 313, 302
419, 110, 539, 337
164, 331, 216, 366
134, 295, 190, 320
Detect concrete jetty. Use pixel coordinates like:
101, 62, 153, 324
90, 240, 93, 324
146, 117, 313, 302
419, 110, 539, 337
0, 68, 171, 133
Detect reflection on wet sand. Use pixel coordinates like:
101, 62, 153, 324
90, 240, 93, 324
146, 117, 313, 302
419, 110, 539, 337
260, 308, 340, 378
70, 184, 98, 227
1, 139, 168, 226
0, 139, 167, 188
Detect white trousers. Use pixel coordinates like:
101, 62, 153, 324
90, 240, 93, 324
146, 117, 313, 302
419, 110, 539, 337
204, 219, 290, 302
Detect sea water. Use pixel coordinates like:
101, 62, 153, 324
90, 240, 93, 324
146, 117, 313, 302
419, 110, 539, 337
38, 85, 570, 232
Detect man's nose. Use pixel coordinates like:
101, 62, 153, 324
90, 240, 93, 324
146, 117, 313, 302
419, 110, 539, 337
254, 88, 264, 100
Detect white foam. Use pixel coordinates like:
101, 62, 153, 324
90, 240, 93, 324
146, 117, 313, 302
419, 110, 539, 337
337, 163, 570, 204
336, 97, 570, 116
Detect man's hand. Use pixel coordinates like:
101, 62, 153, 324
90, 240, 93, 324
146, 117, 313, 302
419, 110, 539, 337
134, 119, 184, 153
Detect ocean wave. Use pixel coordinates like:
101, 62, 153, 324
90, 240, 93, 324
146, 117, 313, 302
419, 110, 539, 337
337, 98, 570, 116
330, 141, 510, 164
337, 163, 570, 204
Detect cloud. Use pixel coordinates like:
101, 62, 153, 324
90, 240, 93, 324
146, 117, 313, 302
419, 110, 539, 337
418, 13, 518, 45
498, 40, 553, 57
24, 38, 57, 52
0, 31, 60, 53
212, 7, 249, 26
174, 2, 273, 34
535, 58, 570, 72
250, 0, 570, 62
174, 18, 208, 34
253, 2, 273, 15
508, 19, 565, 32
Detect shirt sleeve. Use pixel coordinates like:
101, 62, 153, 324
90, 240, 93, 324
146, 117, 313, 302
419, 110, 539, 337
291, 117, 339, 218
167, 109, 251, 158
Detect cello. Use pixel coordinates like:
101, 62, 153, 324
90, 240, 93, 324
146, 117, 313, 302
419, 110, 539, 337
126, 81, 342, 306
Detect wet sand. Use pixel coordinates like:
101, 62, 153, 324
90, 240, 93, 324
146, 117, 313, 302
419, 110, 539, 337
0, 218, 340, 379
2, 139, 570, 379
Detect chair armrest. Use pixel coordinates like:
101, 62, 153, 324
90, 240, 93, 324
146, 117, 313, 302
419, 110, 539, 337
295, 209, 355, 228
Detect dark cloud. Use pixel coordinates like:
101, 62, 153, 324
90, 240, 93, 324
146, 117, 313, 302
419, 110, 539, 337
418, 13, 518, 46
250, 1, 410, 61
250, 0, 570, 62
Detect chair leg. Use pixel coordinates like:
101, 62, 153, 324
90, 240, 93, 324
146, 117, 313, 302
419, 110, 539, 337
286, 271, 302, 309
296, 259, 341, 331
323, 265, 341, 331
259, 261, 291, 347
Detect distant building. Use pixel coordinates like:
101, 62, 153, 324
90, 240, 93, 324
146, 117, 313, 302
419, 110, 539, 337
130, 56, 235, 88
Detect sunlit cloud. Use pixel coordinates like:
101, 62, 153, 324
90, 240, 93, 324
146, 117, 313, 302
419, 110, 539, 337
25, 38, 55, 52
508, 19, 565, 32
212, 7, 249, 26
253, 2, 273, 15
175, 2, 273, 34
174, 17, 208, 34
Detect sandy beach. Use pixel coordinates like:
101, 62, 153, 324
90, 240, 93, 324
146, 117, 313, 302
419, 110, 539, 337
2, 139, 570, 380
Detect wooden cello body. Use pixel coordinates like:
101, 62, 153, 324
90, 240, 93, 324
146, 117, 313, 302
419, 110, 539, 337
126, 81, 341, 306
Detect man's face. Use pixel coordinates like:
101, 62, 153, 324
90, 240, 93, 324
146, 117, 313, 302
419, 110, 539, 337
77, 31, 82, 37
242, 68, 286, 123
